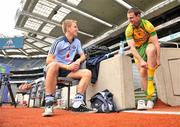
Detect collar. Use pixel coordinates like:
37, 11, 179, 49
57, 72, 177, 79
64, 36, 75, 43
132, 18, 143, 29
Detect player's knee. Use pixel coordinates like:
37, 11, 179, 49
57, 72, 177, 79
47, 62, 59, 72
83, 69, 92, 78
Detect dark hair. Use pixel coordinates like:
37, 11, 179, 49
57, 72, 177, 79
127, 7, 141, 16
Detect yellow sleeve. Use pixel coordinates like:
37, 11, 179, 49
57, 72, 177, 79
125, 24, 133, 41
143, 19, 157, 37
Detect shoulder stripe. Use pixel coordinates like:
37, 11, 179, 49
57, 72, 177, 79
50, 36, 64, 54
50, 41, 59, 54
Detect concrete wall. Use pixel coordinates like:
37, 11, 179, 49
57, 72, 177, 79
155, 48, 180, 106
86, 55, 136, 110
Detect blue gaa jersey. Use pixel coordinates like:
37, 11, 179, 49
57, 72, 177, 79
49, 36, 83, 65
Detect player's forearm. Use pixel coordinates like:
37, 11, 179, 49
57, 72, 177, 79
155, 43, 160, 60
76, 54, 86, 64
127, 40, 143, 62
130, 47, 143, 62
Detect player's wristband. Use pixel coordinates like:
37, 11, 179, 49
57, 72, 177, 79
66, 65, 69, 70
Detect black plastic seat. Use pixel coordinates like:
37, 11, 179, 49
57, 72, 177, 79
57, 77, 79, 109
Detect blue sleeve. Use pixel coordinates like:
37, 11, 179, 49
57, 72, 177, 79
77, 40, 84, 55
48, 39, 59, 55
49, 36, 64, 55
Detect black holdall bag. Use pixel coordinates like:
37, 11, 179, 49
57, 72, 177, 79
90, 89, 117, 113
84, 45, 111, 58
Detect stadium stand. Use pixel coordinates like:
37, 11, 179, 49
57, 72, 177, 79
0, 57, 46, 91
0, 57, 46, 71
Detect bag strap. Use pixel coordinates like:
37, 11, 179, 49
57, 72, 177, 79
96, 95, 109, 111
100, 89, 113, 98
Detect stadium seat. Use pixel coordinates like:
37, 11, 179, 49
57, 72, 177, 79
27, 76, 79, 109
56, 77, 79, 109
27, 81, 44, 107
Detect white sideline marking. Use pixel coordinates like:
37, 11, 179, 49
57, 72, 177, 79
123, 110, 180, 115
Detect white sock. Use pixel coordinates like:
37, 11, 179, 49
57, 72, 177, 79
72, 93, 84, 108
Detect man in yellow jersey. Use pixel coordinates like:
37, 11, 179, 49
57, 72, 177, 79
125, 8, 160, 109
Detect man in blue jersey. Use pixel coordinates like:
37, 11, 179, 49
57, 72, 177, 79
42, 19, 93, 117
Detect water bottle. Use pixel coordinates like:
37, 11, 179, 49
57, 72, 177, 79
119, 41, 124, 55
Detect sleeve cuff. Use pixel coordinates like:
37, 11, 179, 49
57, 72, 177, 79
150, 31, 157, 36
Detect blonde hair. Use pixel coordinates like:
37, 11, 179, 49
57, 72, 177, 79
62, 19, 77, 33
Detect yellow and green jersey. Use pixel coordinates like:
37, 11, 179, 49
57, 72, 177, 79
125, 19, 157, 47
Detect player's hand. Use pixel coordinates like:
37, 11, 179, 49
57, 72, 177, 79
140, 59, 147, 68
69, 62, 80, 72
156, 58, 161, 67
73, 59, 81, 71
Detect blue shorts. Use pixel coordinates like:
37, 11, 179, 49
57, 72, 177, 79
44, 66, 71, 78
58, 70, 71, 77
